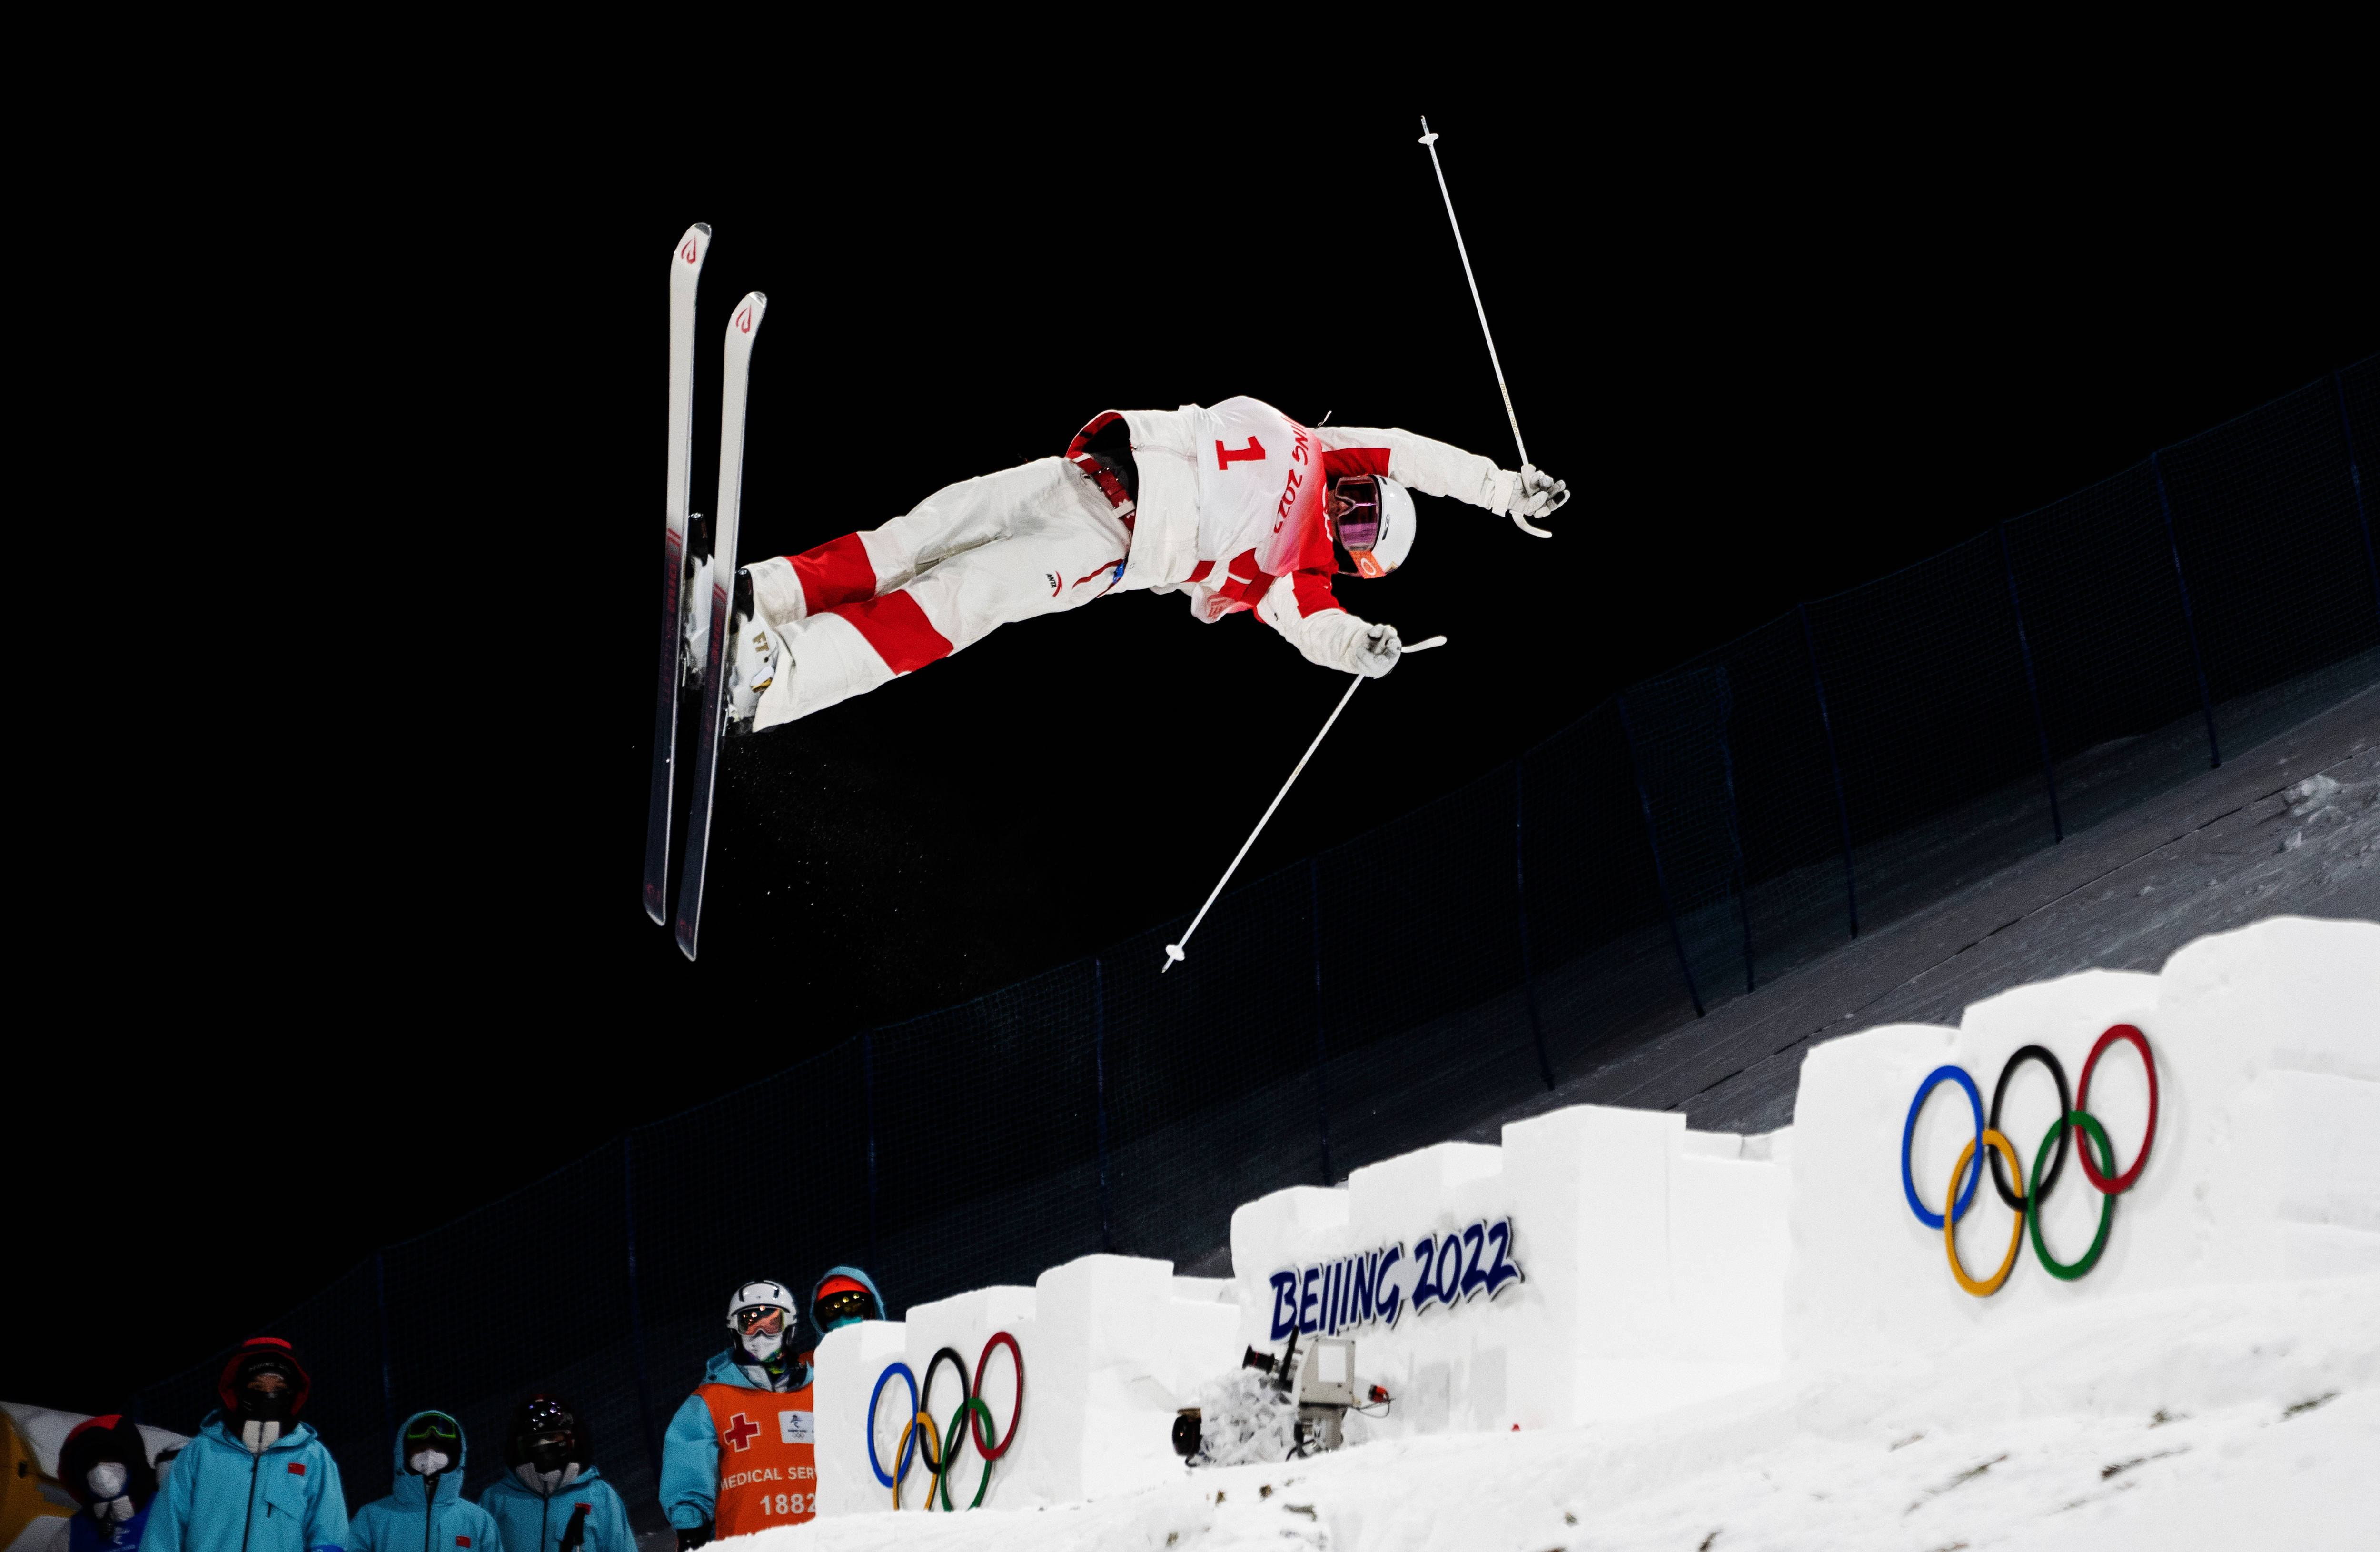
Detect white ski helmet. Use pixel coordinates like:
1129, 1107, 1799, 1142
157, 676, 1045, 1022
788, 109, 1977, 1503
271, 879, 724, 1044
728, 1279, 797, 1359
1325, 474, 1417, 578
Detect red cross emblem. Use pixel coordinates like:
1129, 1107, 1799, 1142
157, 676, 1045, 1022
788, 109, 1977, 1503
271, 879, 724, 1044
723, 1413, 761, 1451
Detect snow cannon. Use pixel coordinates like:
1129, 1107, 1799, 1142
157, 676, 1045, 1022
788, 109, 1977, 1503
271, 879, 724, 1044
1192, 1332, 1385, 1462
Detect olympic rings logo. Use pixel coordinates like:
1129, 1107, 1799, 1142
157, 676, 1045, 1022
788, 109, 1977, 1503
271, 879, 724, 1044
1899, 1024, 2160, 1296
866, 1332, 1025, 1511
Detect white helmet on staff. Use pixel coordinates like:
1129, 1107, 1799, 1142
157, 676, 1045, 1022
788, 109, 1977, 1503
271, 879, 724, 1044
728, 1279, 797, 1360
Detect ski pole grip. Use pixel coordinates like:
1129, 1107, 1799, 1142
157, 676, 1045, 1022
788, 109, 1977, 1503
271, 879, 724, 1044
1403, 636, 1449, 653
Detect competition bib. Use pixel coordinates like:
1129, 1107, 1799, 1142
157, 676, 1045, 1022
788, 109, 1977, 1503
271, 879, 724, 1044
698, 1382, 817, 1533
1195, 396, 1334, 614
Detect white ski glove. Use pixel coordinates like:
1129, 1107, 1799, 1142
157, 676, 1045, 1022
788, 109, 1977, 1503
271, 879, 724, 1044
1324, 618, 1400, 678
1487, 464, 1568, 534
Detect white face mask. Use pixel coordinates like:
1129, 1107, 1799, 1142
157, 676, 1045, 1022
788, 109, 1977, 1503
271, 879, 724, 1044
408, 1450, 451, 1478
740, 1327, 784, 1362
86, 1463, 129, 1502
238, 1421, 282, 1454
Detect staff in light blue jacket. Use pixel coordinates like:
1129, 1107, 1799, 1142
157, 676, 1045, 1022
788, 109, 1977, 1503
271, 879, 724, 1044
476, 1397, 629, 1552
347, 1412, 500, 1552
141, 1338, 350, 1552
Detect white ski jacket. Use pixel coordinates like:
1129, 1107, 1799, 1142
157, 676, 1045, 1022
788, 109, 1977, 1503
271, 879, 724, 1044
1076, 397, 1519, 672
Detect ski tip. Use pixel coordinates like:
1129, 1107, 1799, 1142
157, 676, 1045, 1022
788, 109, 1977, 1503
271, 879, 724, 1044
728, 292, 768, 338
694, 222, 713, 237
675, 225, 709, 269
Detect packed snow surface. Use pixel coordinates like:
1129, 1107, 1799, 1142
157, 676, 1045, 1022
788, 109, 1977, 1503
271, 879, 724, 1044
753, 1274, 2376, 1549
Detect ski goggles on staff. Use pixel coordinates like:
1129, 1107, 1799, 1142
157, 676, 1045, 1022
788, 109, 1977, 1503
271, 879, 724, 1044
814, 1276, 881, 1330
734, 1305, 790, 1336
405, 1413, 462, 1449
1899, 1024, 2159, 1297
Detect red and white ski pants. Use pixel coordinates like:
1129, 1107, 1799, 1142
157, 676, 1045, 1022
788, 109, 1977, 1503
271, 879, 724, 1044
744, 458, 1132, 729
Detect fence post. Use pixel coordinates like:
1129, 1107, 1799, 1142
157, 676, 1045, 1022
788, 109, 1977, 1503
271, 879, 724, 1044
1999, 522, 2064, 842
372, 1250, 396, 1440
1798, 604, 1861, 937
2337, 370, 2379, 624
1304, 862, 1342, 1190
1092, 958, 1113, 1253
1513, 761, 1555, 1090
1309, 858, 1335, 1184
862, 1034, 880, 1269
2150, 451, 2221, 768
1617, 693, 1704, 1018
623, 1136, 662, 1483
1712, 668, 1756, 994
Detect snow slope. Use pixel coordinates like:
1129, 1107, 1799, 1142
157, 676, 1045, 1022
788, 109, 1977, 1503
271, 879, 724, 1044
1472, 683, 2380, 1144
754, 1274, 2376, 1550
762, 916, 2377, 1547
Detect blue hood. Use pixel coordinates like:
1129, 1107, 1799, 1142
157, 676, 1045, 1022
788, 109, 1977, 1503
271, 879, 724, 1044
809, 1265, 886, 1338
388, 1410, 467, 1507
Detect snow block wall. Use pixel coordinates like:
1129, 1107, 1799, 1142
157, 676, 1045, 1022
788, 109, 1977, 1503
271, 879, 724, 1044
1227, 1110, 1792, 1437
807, 915, 2375, 1519
1786, 914, 2380, 1375
812, 1256, 1238, 1515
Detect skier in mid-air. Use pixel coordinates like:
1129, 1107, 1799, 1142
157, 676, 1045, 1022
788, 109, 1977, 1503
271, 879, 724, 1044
719, 397, 1567, 734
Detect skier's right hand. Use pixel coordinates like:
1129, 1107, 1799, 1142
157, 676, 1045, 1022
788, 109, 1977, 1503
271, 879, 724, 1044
677, 1524, 713, 1552
1350, 622, 1402, 678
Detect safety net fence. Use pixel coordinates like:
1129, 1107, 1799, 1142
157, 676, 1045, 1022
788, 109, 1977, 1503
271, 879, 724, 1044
134, 359, 2380, 1518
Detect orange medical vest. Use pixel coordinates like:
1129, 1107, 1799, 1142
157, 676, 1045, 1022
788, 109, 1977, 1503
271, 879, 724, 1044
698, 1377, 817, 1533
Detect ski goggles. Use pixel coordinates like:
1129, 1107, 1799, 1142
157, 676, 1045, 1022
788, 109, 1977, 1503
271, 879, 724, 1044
405, 1414, 462, 1447
734, 1305, 789, 1336
1326, 476, 1389, 578
815, 1283, 880, 1329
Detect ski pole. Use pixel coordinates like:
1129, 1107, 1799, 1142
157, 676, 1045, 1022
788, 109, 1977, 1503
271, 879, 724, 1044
1417, 116, 1564, 537
1163, 637, 1447, 972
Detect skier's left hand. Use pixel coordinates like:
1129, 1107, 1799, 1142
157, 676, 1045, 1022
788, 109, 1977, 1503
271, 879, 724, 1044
1495, 462, 1571, 533
1352, 622, 1402, 678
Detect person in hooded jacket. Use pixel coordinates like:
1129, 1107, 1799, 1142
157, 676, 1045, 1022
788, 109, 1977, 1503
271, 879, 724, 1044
658, 1269, 884, 1548
347, 1411, 500, 1552
475, 1397, 628, 1552
141, 1338, 350, 1552
60, 1414, 157, 1552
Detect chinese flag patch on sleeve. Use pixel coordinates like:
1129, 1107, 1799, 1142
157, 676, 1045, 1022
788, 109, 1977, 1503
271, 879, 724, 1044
287, 1464, 306, 1476
456, 1540, 471, 1547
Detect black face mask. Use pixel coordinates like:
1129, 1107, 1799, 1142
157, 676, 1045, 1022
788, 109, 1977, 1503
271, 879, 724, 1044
527, 1435, 574, 1474
234, 1365, 296, 1422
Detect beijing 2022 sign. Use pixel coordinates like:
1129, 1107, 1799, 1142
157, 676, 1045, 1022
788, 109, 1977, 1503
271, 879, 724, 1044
1266, 1217, 1525, 1341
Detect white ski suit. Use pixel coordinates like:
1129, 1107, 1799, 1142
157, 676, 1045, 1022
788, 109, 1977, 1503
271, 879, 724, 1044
742, 397, 1525, 729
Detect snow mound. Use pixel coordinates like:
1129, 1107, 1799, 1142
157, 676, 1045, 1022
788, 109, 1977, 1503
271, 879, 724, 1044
786, 916, 2377, 1546
752, 1274, 2379, 1549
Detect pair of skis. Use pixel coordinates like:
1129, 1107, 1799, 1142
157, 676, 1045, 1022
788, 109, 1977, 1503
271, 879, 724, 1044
643, 222, 767, 961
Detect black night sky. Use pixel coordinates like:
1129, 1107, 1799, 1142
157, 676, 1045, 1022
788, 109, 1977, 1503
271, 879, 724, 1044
10, 100, 2367, 1417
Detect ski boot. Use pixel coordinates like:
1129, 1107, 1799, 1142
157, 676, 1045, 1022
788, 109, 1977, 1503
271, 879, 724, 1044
680, 513, 714, 687
724, 567, 790, 738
